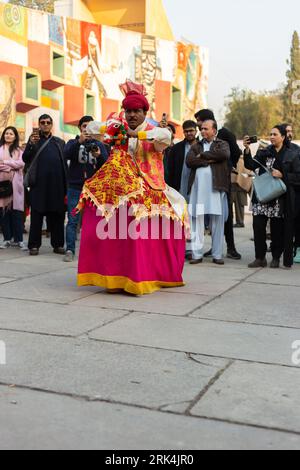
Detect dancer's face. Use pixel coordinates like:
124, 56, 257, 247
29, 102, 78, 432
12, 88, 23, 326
125, 109, 147, 130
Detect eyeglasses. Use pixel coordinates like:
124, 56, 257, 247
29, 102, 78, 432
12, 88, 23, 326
39, 120, 52, 125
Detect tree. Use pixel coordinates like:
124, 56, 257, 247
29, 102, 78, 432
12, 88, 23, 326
8, 0, 54, 14
283, 31, 300, 138
224, 88, 284, 140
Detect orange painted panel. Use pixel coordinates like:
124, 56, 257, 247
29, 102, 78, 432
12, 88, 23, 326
64, 85, 85, 125
28, 41, 51, 80
102, 98, 120, 121
155, 80, 171, 122
28, 41, 65, 90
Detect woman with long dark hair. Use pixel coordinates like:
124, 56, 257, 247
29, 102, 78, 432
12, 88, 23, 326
243, 125, 300, 268
0, 126, 26, 249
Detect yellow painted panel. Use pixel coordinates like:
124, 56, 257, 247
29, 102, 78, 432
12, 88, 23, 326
41, 96, 52, 108
82, 0, 146, 33
80, 0, 173, 39
146, 0, 174, 41
0, 3, 28, 47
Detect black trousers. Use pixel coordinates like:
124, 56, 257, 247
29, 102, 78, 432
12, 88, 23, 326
225, 189, 236, 251
1, 209, 23, 243
294, 192, 300, 250
29, 210, 65, 250
253, 215, 284, 260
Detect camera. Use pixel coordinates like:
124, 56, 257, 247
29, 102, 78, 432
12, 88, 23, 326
85, 142, 99, 154
79, 141, 99, 165
248, 135, 258, 144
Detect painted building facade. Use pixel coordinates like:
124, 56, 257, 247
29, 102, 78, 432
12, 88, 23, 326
0, 0, 209, 142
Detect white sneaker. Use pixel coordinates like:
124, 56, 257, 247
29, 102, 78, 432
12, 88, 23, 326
63, 250, 75, 262
0, 241, 11, 249
18, 242, 28, 251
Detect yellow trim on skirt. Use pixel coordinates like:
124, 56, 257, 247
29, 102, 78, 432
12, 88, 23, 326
78, 273, 184, 296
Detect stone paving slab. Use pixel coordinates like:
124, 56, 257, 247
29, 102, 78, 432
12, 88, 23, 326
73, 291, 211, 316
162, 279, 241, 296
89, 313, 300, 366
0, 253, 70, 267
191, 361, 300, 434
0, 269, 97, 304
247, 266, 300, 287
183, 265, 252, 280
0, 259, 70, 279
191, 282, 300, 329
0, 331, 229, 411
162, 266, 248, 295
1, 385, 300, 450
0, 250, 25, 261
0, 298, 126, 337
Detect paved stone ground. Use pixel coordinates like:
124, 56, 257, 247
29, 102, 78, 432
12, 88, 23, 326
0, 215, 300, 450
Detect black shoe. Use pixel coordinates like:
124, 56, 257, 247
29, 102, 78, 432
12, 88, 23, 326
213, 258, 225, 265
234, 223, 245, 228
227, 249, 242, 260
204, 249, 212, 258
189, 258, 203, 265
53, 247, 66, 255
270, 259, 280, 268
29, 248, 39, 256
248, 259, 267, 268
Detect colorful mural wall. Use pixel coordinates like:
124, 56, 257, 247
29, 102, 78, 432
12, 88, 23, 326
0, 1, 209, 141
0, 76, 16, 130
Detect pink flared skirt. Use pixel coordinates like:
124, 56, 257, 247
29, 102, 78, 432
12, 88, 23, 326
78, 205, 186, 295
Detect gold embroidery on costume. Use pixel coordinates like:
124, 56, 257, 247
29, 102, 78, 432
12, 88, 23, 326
78, 148, 187, 225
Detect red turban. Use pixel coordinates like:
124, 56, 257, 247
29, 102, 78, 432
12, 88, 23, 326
122, 91, 150, 112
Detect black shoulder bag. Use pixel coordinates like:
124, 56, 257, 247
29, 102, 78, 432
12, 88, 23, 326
0, 180, 13, 199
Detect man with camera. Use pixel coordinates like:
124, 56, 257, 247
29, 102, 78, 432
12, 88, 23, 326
63, 116, 108, 262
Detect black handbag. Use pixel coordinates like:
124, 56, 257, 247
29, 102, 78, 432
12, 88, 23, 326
0, 180, 13, 198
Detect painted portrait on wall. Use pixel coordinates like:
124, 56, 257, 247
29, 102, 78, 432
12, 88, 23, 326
0, 76, 16, 134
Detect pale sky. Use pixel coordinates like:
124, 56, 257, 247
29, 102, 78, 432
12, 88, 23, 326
163, 0, 300, 123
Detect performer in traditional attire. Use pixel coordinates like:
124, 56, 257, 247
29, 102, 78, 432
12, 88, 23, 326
77, 81, 187, 295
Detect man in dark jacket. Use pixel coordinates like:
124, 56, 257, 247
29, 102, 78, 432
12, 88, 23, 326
166, 120, 198, 200
194, 109, 241, 260
63, 116, 108, 262
23, 114, 67, 256
283, 123, 300, 152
